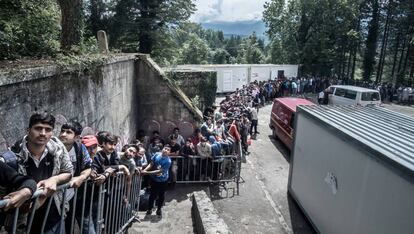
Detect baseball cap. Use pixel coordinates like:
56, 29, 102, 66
81, 135, 98, 147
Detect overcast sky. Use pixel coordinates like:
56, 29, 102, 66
190, 0, 268, 23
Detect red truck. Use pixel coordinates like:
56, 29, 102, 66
269, 97, 315, 150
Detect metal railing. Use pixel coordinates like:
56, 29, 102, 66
169, 141, 244, 195
0, 172, 142, 234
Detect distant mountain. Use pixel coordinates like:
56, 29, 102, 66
200, 20, 267, 39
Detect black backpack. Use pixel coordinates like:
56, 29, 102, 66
0, 150, 19, 170
0, 139, 23, 170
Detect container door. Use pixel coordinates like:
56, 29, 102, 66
222, 70, 233, 92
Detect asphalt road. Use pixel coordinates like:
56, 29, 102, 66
130, 99, 414, 234
212, 100, 414, 234
212, 102, 316, 234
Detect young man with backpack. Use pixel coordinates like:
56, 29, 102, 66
59, 121, 93, 234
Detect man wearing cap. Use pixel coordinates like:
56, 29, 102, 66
80, 135, 109, 234
82, 135, 99, 158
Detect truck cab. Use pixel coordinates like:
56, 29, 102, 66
269, 97, 315, 150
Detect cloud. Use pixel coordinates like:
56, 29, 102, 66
190, 0, 267, 23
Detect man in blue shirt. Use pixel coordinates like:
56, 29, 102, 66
141, 145, 172, 217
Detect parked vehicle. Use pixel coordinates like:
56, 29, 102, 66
269, 97, 315, 150
327, 85, 381, 106
289, 105, 414, 234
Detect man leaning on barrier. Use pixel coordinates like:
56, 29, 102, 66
12, 112, 73, 233
59, 121, 93, 234
0, 161, 37, 228
141, 145, 172, 217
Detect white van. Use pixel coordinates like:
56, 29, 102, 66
327, 85, 381, 106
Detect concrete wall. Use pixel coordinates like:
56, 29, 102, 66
166, 70, 217, 111
135, 55, 203, 140
0, 55, 138, 150
0, 54, 202, 151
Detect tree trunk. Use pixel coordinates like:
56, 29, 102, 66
340, 45, 347, 79
351, 14, 362, 81
400, 43, 412, 84
396, 36, 407, 84
89, 0, 100, 38
376, 1, 392, 83
362, 0, 380, 81
346, 47, 353, 80
58, 0, 84, 52
390, 32, 401, 84
409, 60, 414, 86
138, 0, 161, 54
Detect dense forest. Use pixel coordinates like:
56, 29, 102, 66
263, 0, 414, 85
0, 0, 266, 67
1, 0, 413, 85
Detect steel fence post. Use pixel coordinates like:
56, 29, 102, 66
40, 195, 54, 233
88, 183, 95, 234
59, 188, 67, 234
69, 188, 78, 234
96, 184, 104, 234
11, 207, 19, 234
80, 181, 87, 233
26, 197, 39, 233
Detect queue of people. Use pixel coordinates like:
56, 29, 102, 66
0, 112, 172, 233
254, 76, 413, 106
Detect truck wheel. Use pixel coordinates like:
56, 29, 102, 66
273, 129, 278, 140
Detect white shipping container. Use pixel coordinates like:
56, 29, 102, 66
172, 64, 299, 93
289, 105, 414, 234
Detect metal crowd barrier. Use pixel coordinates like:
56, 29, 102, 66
170, 142, 244, 195
0, 172, 142, 234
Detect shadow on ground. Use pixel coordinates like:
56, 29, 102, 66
287, 192, 317, 234
164, 184, 207, 203
268, 134, 291, 163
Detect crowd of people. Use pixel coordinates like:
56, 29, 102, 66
0, 113, 172, 233
2, 75, 410, 233
248, 76, 413, 105
0, 83, 265, 233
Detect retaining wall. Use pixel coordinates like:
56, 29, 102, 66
0, 54, 202, 150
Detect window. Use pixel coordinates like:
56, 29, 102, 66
344, 90, 357, 100
361, 92, 380, 101
334, 88, 346, 97
327, 87, 335, 94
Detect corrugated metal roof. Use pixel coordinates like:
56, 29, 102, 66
276, 97, 315, 112
298, 105, 414, 173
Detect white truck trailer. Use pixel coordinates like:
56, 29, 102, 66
289, 105, 414, 234
172, 64, 299, 93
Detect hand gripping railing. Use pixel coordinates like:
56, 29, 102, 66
0, 172, 142, 234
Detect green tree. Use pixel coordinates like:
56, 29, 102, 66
0, 0, 60, 59
212, 48, 229, 64
362, 0, 380, 81
178, 34, 210, 64
85, 0, 111, 38
243, 33, 264, 64
57, 0, 84, 52
108, 0, 195, 55
136, 0, 195, 54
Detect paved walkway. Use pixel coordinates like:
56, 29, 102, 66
129, 185, 206, 234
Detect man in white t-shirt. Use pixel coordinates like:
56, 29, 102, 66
318, 91, 325, 104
